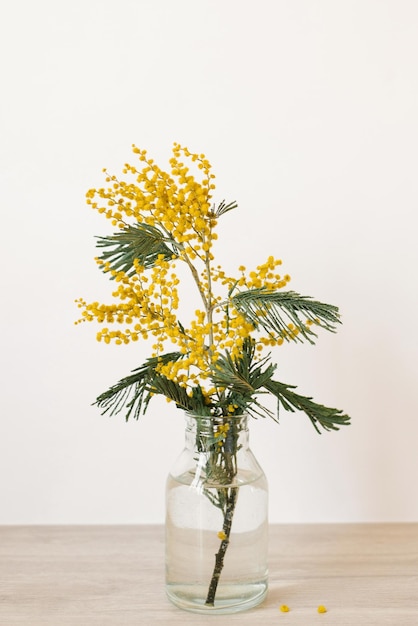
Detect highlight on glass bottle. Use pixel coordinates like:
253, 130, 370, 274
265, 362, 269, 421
165, 413, 268, 614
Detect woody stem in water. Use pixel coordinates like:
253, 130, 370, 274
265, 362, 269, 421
205, 486, 239, 606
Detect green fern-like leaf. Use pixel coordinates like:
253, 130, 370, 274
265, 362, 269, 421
210, 338, 276, 417
212, 338, 274, 394
263, 378, 351, 433
231, 289, 341, 344
95, 223, 176, 276
94, 352, 184, 420
149, 376, 209, 415
215, 200, 238, 217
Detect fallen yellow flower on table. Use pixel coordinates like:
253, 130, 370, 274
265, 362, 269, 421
279, 604, 290, 612
317, 605, 327, 613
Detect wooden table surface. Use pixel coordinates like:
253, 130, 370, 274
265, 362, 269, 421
0, 523, 417, 625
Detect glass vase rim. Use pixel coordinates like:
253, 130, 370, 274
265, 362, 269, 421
184, 411, 249, 423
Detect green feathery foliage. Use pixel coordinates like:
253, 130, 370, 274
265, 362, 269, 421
215, 200, 238, 217
95, 223, 175, 276
209, 338, 276, 418
149, 375, 210, 415
263, 378, 351, 433
231, 289, 341, 344
209, 337, 350, 431
95, 352, 215, 419
94, 352, 184, 420
94, 337, 350, 433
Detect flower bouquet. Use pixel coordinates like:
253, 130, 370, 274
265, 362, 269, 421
76, 143, 350, 613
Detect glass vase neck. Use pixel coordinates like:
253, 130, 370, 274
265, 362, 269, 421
184, 413, 249, 452
185, 412, 248, 429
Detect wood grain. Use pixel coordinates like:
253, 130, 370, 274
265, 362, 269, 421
0, 523, 417, 625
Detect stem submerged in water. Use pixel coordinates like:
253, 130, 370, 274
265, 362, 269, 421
205, 486, 239, 606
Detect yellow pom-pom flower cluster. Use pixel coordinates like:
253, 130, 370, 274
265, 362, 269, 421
76, 255, 180, 348
86, 143, 217, 263
76, 144, 293, 399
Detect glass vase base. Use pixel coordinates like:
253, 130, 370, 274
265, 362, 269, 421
166, 581, 268, 614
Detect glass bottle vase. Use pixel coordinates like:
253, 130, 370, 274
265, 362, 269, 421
165, 413, 268, 614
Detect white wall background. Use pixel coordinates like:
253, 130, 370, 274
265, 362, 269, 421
1, 0, 417, 524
